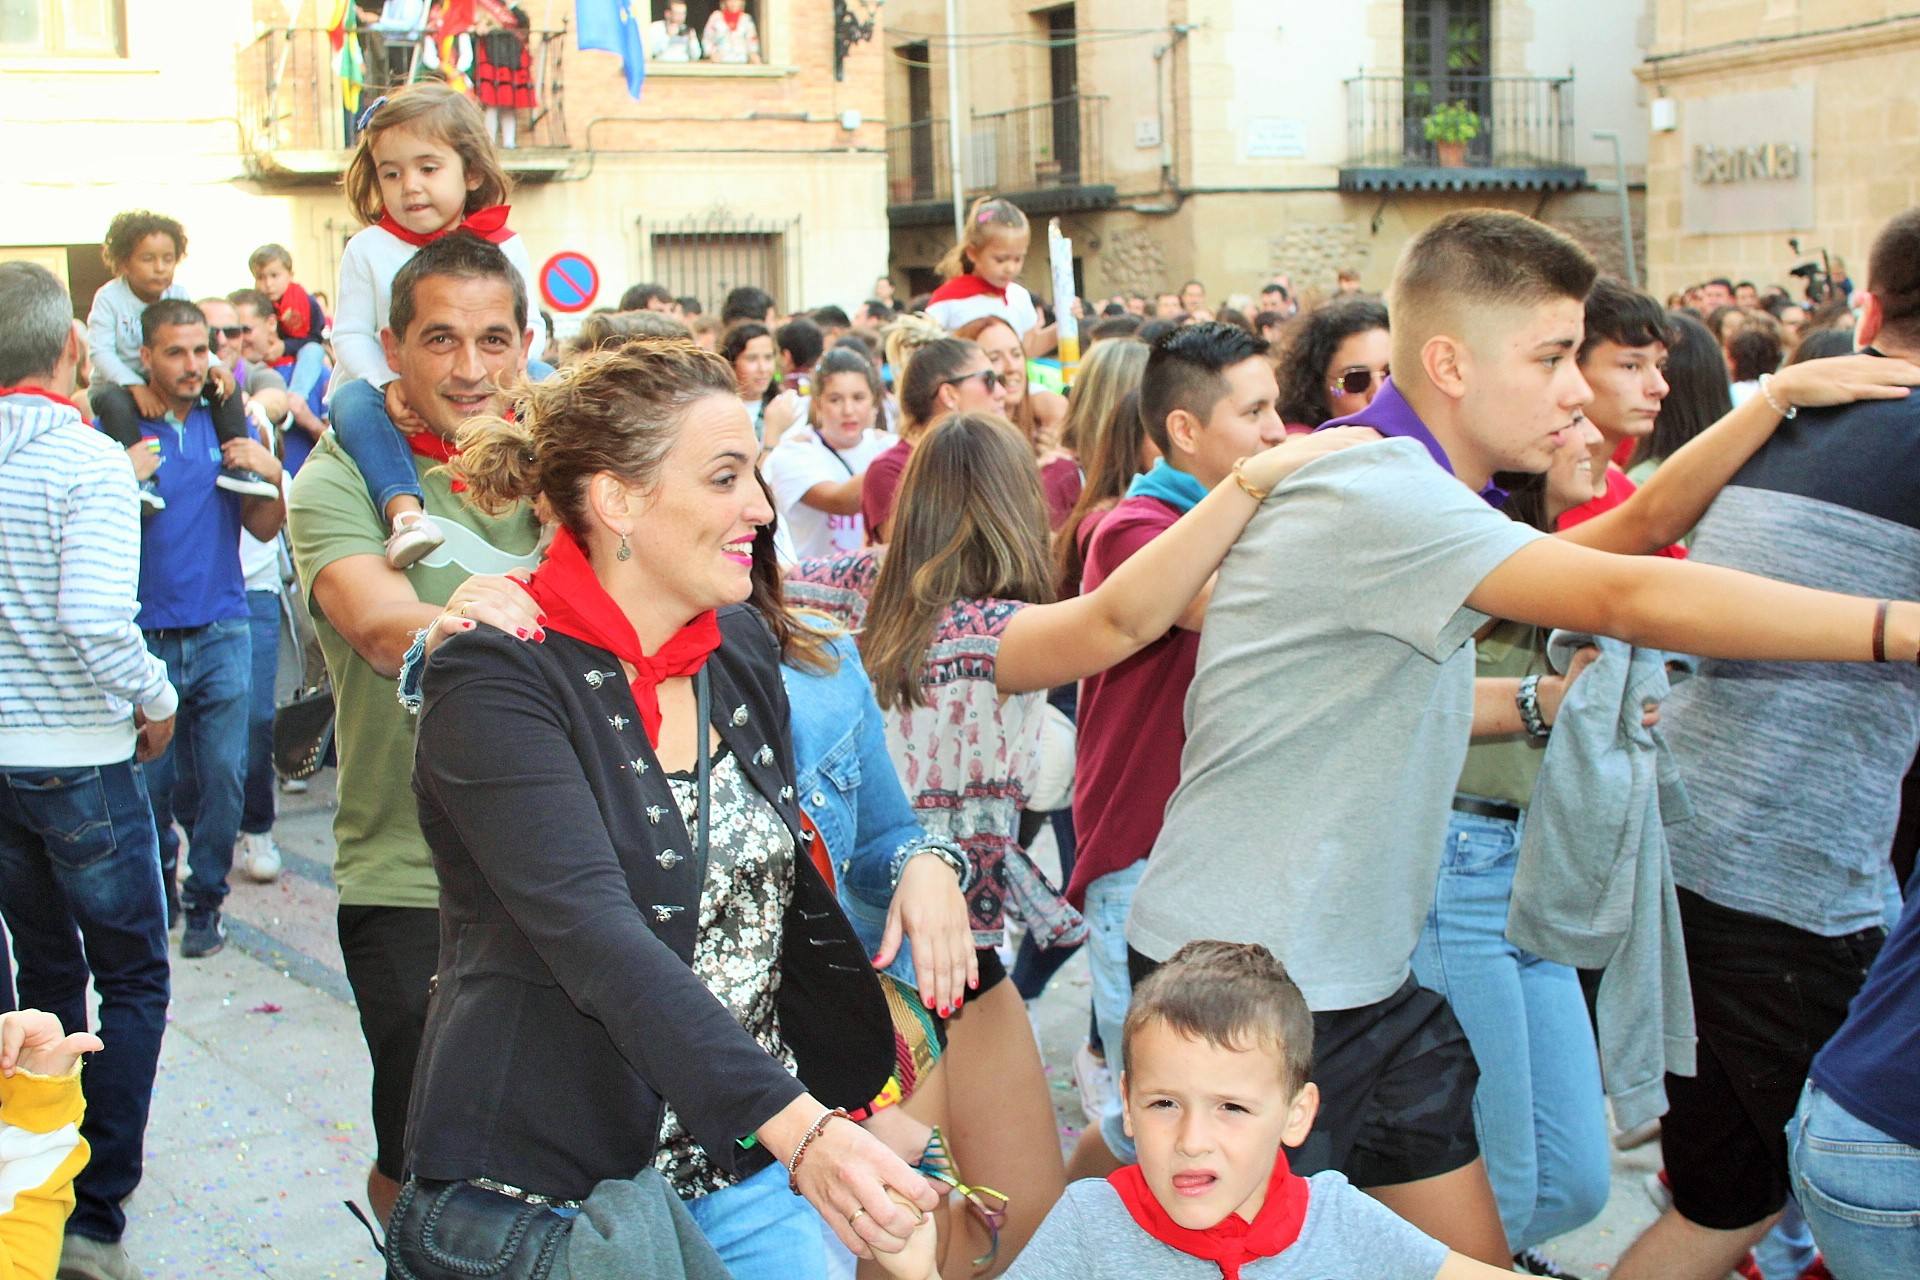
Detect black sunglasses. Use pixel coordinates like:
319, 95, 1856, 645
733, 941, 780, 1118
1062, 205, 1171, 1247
214, 326, 248, 340
1332, 364, 1387, 396
945, 367, 1002, 394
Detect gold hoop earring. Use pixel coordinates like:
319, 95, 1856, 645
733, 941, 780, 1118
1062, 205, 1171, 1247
616, 532, 632, 562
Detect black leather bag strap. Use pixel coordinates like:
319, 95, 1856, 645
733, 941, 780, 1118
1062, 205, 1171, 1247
690, 666, 712, 891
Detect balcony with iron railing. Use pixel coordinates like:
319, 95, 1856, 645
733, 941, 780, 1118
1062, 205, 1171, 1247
886, 93, 1114, 226
236, 26, 571, 182
1339, 72, 1586, 192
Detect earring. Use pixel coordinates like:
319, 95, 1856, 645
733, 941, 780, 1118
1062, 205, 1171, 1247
616, 532, 632, 562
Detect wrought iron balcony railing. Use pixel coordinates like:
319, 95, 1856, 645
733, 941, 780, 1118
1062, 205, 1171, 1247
1342, 72, 1583, 189
238, 26, 569, 178
886, 92, 1108, 207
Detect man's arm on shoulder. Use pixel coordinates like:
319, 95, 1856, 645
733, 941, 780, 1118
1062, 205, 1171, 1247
311, 555, 439, 678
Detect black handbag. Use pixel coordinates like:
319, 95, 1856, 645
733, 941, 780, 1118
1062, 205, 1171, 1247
272, 683, 335, 781
385, 1179, 573, 1280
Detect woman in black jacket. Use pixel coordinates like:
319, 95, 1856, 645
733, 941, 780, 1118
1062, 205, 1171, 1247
400, 340, 937, 1275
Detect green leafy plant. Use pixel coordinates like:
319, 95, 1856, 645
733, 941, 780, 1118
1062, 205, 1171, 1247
1422, 101, 1480, 144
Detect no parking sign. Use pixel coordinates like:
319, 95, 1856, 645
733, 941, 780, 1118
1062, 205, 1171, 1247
539, 251, 600, 312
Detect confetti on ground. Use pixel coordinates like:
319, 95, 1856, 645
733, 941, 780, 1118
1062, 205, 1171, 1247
249, 1002, 284, 1014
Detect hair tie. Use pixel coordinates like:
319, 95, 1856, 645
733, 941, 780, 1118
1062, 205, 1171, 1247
976, 208, 996, 224
354, 95, 389, 134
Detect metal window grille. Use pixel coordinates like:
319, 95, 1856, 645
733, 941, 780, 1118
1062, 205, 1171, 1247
645, 213, 800, 317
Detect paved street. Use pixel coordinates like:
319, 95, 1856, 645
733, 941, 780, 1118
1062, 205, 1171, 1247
103, 773, 1660, 1278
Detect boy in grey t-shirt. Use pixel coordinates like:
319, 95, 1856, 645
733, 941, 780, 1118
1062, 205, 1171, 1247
1005, 943, 1507, 1279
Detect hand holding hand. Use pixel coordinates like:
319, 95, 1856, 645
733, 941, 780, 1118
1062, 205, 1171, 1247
134, 708, 175, 761
129, 382, 168, 420
867, 1189, 938, 1280
784, 1111, 939, 1260
874, 854, 977, 1016
1240, 426, 1382, 494
0, 1010, 103, 1078
1773, 353, 1920, 409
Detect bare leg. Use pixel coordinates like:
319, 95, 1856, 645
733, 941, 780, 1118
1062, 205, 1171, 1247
368, 1165, 401, 1228
1365, 1157, 1510, 1267
1063, 1125, 1124, 1183
1611, 1206, 1778, 1280
382, 494, 425, 527
938, 977, 1067, 1277
859, 1066, 956, 1280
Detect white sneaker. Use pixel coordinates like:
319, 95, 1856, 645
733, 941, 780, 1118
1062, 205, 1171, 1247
278, 776, 309, 795
385, 510, 445, 569
1072, 1042, 1116, 1124
240, 832, 282, 882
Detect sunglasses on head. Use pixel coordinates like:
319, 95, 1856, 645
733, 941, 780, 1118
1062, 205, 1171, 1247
945, 368, 1002, 393
214, 326, 247, 340
1332, 365, 1387, 396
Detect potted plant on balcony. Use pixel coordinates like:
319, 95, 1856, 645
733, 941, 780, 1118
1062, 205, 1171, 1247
1422, 101, 1479, 167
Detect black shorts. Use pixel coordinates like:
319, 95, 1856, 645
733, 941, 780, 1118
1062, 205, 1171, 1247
337, 904, 441, 1182
1129, 949, 1480, 1188
1662, 889, 1883, 1230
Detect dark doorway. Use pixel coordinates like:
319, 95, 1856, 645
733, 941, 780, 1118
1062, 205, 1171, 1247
902, 41, 935, 200
1044, 5, 1079, 183
1402, 0, 1491, 163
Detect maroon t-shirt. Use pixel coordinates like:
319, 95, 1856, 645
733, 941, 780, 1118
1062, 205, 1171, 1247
1041, 455, 1083, 531
860, 438, 912, 543
1064, 494, 1201, 908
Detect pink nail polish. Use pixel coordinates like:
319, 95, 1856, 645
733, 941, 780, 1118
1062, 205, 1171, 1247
516, 628, 529, 639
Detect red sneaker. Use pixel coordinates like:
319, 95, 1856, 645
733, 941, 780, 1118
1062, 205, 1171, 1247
1734, 1254, 1764, 1280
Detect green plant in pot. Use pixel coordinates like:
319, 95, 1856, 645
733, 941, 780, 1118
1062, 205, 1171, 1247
1423, 101, 1480, 167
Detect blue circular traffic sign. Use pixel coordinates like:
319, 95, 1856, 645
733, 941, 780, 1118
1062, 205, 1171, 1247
540, 251, 600, 312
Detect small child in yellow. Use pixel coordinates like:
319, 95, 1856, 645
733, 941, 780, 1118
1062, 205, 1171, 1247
0, 1010, 102, 1280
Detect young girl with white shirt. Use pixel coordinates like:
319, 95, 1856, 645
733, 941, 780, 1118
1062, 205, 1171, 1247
925, 196, 1056, 357
330, 81, 546, 567
765, 346, 894, 560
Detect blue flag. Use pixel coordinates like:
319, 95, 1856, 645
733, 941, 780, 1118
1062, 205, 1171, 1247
576, 0, 645, 100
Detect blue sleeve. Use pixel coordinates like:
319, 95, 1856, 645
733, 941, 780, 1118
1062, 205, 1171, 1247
835, 639, 935, 909
328, 377, 424, 516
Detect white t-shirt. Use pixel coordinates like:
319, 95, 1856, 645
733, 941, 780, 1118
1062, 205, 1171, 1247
926, 281, 1040, 339
766, 428, 894, 560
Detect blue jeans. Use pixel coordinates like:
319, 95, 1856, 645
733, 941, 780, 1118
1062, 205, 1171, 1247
1788, 1080, 1920, 1277
1409, 805, 1611, 1250
242, 590, 281, 834
144, 618, 251, 913
683, 1160, 829, 1280
1087, 860, 1146, 1163
0, 759, 170, 1243
329, 378, 423, 516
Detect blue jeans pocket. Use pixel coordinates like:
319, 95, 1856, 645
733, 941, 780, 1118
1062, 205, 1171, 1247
1792, 1089, 1920, 1229
9, 768, 118, 870
1442, 806, 1521, 874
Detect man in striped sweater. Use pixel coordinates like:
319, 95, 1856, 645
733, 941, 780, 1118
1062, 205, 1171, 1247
0, 260, 176, 1280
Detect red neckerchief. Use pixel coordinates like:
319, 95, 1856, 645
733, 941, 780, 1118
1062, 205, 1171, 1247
929, 274, 1008, 306
0, 385, 89, 419
720, 8, 743, 29
521, 526, 723, 748
403, 428, 468, 492
376, 204, 515, 248
1108, 1154, 1310, 1280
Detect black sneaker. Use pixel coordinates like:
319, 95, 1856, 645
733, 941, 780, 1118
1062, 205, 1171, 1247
1515, 1248, 1586, 1279
181, 909, 225, 959
216, 467, 279, 499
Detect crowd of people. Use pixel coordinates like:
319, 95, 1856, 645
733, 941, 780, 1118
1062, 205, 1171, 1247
2, 75, 1919, 1280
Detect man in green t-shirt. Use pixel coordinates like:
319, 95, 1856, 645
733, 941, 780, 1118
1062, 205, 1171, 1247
287, 235, 543, 1223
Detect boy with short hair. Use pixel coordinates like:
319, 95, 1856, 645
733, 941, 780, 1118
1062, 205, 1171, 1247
885, 942, 1515, 1278
247, 243, 327, 359
1126, 209, 1920, 1265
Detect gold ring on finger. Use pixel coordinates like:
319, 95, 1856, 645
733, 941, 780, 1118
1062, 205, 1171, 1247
847, 1207, 869, 1225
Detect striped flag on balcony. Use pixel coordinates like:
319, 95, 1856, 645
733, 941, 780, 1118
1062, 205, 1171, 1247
326, 0, 366, 115
577, 0, 646, 100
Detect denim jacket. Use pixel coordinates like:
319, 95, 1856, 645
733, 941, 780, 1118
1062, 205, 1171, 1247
783, 634, 970, 988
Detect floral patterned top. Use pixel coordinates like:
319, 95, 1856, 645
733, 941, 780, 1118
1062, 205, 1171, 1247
651, 745, 799, 1198
788, 551, 1086, 950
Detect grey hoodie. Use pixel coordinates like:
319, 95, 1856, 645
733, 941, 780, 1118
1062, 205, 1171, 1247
1506, 631, 1696, 1132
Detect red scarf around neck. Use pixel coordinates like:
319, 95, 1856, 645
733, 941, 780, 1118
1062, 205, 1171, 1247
1107, 1154, 1310, 1280
720, 8, 744, 29
928, 273, 1008, 306
521, 526, 722, 748
0, 385, 88, 419
377, 203, 515, 248
404, 429, 466, 492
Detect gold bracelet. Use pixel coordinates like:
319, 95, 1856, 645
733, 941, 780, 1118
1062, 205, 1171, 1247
1231, 456, 1272, 502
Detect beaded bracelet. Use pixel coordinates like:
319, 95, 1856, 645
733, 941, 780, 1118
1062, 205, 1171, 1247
1758, 372, 1798, 420
786, 1107, 850, 1194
